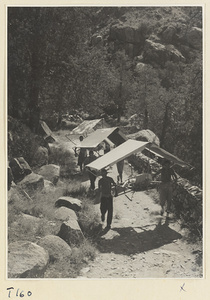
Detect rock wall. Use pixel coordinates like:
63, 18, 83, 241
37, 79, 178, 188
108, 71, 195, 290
128, 152, 202, 235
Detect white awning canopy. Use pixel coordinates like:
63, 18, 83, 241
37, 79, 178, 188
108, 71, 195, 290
87, 139, 149, 170
79, 127, 127, 149
86, 139, 189, 171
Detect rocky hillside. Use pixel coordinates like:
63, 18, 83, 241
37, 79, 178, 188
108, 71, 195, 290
90, 7, 202, 62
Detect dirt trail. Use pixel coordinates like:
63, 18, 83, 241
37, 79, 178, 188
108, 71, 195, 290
56, 130, 203, 279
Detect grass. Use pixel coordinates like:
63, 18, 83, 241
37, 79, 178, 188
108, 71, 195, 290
8, 188, 64, 243
63, 180, 88, 198
44, 239, 97, 278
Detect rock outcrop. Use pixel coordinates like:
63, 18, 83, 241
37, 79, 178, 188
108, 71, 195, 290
8, 241, 49, 278
9, 157, 32, 183
54, 207, 78, 222
36, 164, 60, 185
144, 39, 185, 66
17, 173, 44, 196
58, 219, 84, 246
186, 27, 202, 50
43, 180, 56, 193
109, 24, 145, 57
127, 129, 160, 146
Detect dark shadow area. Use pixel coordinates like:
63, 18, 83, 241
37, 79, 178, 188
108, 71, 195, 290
96, 221, 182, 256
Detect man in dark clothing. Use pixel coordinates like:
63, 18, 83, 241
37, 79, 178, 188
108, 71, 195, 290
98, 169, 117, 230
153, 160, 177, 217
84, 150, 97, 190
74, 136, 87, 172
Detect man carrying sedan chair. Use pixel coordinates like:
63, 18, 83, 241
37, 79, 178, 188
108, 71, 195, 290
153, 159, 177, 218
84, 150, 98, 191
98, 168, 117, 230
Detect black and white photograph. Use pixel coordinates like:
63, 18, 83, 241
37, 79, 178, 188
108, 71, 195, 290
7, 5, 203, 282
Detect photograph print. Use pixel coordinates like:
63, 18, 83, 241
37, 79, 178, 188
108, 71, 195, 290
7, 6, 203, 279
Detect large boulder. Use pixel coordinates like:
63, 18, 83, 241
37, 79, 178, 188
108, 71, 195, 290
31, 146, 49, 168
9, 214, 42, 236
54, 207, 78, 222
110, 24, 143, 44
144, 39, 185, 66
37, 235, 71, 262
8, 241, 49, 278
186, 27, 202, 50
161, 25, 178, 44
109, 24, 145, 57
8, 184, 22, 204
21, 213, 42, 230
55, 196, 82, 212
127, 129, 160, 146
36, 164, 60, 185
17, 173, 44, 196
42, 179, 56, 193
9, 157, 32, 183
58, 219, 84, 246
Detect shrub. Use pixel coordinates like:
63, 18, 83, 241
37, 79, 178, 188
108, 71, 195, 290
49, 145, 75, 167
71, 240, 97, 264
78, 198, 101, 238
63, 181, 88, 198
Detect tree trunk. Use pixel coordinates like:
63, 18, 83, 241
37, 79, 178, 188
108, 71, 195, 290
117, 62, 123, 124
28, 8, 42, 132
160, 102, 170, 148
143, 108, 149, 129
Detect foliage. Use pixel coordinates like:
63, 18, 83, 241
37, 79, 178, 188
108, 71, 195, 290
8, 116, 40, 164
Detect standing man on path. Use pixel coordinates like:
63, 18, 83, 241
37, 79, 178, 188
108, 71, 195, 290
153, 159, 177, 218
98, 168, 117, 230
74, 136, 87, 172
84, 150, 98, 191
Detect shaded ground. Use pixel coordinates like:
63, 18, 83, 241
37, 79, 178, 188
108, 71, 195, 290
55, 129, 203, 279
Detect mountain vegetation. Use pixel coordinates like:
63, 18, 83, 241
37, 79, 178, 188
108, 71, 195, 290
8, 6, 202, 185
